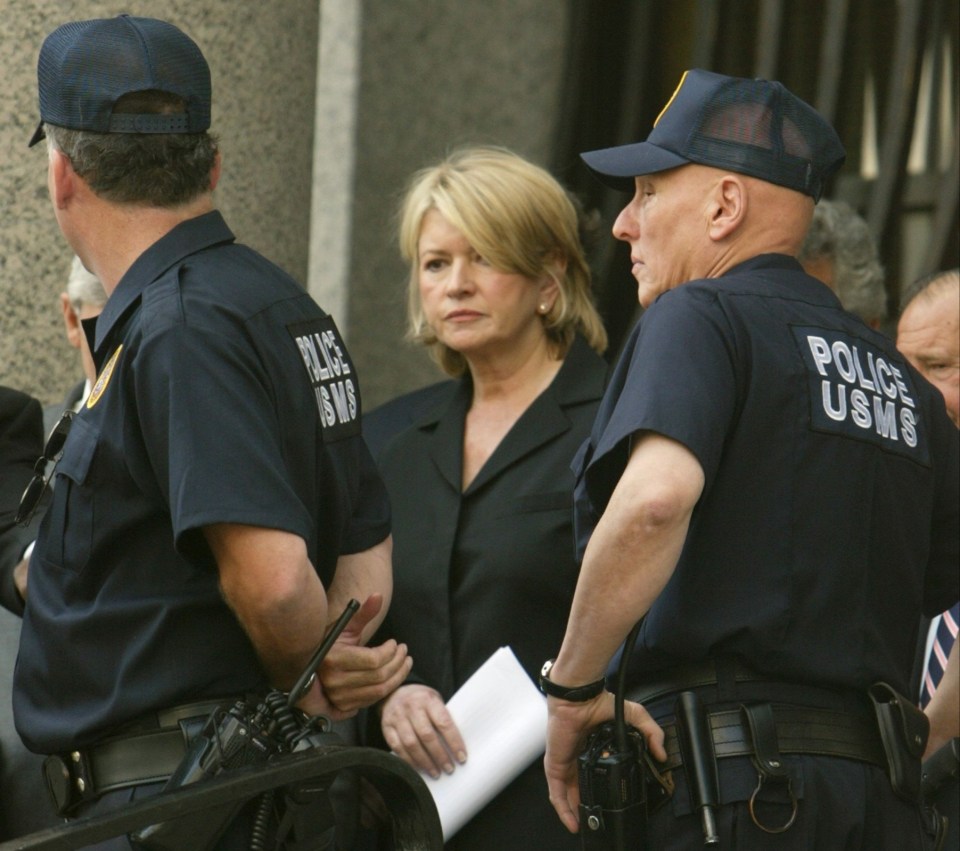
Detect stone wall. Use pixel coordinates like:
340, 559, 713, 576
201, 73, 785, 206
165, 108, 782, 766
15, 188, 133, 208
341, 0, 570, 409
0, 1, 319, 405
0, 1, 570, 413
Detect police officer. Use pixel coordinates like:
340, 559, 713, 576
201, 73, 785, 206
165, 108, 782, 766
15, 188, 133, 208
542, 69, 958, 848
16, 15, 410, 848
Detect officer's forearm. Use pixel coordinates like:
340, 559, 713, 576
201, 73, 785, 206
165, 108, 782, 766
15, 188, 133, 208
552, 432, 703, 686
205, 522, 329, 690
327, 534, 392, 644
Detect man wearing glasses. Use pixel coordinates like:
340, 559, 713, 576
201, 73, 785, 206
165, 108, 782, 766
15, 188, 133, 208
14, 16, 409, 848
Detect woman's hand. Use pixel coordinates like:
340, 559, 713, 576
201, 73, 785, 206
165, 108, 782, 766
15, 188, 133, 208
380, 683, 467, 778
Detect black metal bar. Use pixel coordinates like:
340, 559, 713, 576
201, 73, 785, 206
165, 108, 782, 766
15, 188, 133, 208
814, 0, 851, 124
754, 0, 786, 80
0, 747, 442, 851
865, 0, 931, 245
690, 0, 721, 70
924, 140, 960, 277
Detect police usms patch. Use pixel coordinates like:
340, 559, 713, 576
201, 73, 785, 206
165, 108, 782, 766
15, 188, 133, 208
791, 325, 929, 466
287, 316, 361, 442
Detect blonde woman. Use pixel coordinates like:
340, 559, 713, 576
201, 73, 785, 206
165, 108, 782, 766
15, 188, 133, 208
365, 147, 607, 848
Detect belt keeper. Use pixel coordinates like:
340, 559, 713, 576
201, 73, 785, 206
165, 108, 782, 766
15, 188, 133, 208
42, 750, 97, 817
741, 703, 798, 834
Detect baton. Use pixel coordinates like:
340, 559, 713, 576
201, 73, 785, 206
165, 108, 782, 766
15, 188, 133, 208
676, 690, 721, 844
287, 598, 361, 707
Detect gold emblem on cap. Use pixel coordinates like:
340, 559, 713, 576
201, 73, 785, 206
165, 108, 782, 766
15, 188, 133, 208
653, 70, 689, 127
86, 344, 123, 409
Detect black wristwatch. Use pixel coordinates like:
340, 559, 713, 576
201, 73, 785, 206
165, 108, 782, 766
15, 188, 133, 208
538, 659, 606, 702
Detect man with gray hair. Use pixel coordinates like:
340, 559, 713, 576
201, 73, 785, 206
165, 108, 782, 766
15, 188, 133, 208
799, 198, 887, 329
18, 14, 408, 847
42, 256, 108, 433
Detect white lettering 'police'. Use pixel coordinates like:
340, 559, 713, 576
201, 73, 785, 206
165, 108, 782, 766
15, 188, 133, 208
295, 332, 351, 382
288, 315, 361, 442
807, 334, 917, 447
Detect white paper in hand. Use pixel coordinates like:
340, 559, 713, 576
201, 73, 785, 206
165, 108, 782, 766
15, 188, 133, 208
421, 645, 547, 840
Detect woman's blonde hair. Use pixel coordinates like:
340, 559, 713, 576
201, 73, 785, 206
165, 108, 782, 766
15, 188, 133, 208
398, 146, 607, 376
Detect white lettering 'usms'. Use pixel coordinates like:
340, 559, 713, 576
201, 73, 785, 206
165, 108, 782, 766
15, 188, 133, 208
806, 335, 917, 446
792, 326, 927, 464
287, 315, 361, 442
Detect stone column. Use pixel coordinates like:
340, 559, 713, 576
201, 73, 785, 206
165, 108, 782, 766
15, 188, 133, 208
322, 0, 571, 409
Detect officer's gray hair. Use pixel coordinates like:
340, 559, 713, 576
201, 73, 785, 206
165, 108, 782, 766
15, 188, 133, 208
66, 256, 106, 311
799, 199, 886, 324
44, 91, 218, 208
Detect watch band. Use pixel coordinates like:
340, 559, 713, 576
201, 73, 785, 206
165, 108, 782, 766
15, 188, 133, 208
538, 659, 606, 702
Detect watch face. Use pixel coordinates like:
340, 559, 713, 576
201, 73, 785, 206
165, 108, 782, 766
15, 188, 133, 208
541, 659, 555, 678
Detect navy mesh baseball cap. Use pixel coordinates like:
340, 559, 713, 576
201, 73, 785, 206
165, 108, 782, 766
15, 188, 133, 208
581, 69, 845, 201
29, 15, 211, 147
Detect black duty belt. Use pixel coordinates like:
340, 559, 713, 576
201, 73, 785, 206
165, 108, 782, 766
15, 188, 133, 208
626, 658, 779, 707
44, 698, 237, 817
659, 703, 887, 771
614, 660, 916, 837
625, 660, 887, 770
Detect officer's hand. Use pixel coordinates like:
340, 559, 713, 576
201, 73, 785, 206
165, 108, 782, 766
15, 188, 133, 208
544, 692, 665, 833
380, 684, 467, 779
320, 639, 412, 713
330, 593, 384, 647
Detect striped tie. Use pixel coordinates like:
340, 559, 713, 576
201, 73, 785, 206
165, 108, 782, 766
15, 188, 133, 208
920, 602, 959, 708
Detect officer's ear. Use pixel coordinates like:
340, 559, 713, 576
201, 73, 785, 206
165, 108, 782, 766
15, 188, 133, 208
707, 175, 746, 241
208, 151, 222, 192
48, 147, 76, 210
60, 292, 84, 351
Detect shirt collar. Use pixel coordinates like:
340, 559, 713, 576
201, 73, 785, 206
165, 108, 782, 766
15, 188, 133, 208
414, 333, 607, 429
92, 210, 236, 354
722, 253, 843, 307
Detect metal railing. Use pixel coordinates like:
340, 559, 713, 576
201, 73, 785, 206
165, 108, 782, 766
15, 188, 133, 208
0, 746, 442, 851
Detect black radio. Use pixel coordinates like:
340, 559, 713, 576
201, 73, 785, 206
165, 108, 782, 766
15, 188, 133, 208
133, 599, 360, 851
577, 721, 648, 849
576, 618, 672, 850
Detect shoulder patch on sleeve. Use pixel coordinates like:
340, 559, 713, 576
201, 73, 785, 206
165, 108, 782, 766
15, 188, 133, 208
791, 325, 929, 465
287, 316, 361, 442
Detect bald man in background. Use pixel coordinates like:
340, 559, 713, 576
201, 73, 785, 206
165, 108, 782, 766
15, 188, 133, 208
897, 268, 959, 849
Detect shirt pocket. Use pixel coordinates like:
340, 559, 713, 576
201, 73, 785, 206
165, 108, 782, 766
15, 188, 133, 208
41, 415, 98, 575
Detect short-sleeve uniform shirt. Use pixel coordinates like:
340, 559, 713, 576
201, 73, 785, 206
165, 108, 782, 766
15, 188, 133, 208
574, 255, 959, 696
15, 211, 390, 753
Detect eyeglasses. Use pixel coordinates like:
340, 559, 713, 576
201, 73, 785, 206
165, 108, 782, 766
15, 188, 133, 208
15, 411, 74, 526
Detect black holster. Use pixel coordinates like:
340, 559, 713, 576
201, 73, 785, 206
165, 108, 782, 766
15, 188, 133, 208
868, 682, 929, 802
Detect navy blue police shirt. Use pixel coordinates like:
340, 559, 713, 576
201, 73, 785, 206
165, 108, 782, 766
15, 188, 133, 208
14, 211, 390, 753
574, 254, 959, 697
